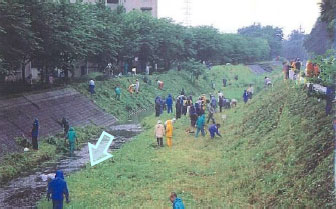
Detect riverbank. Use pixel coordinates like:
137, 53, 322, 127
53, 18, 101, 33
0, 126, 103, 186
38, 81, 333, 208
0, 65, 262, 185
1, 65, 274, 207
0, 124, 142, 208
73, 65, 266, 121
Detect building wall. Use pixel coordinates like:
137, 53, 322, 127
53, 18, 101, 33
119, 0, 158, 17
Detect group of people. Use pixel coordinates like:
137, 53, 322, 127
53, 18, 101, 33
30, 117, 77, 157
154, 90, 226, 150
282, 58, 320, 81
154, 118, 176, 148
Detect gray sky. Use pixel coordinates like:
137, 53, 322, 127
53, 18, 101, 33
158, 0, 321, 37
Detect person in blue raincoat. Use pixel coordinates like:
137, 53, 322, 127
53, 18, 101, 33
47, 170, 70, 209
166, 94, 173, 114
326, 85, 335, 116
160, 97, 165, 114
170, 192, 185, 209
31, 119, 39, 150
243, 90, 249, 104
211, 95, 217, 109
208, 124, 222, 139
155, 96, 161, 117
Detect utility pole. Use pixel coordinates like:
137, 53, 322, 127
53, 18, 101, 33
184, 0, 191, 26
298, 25, 304, 34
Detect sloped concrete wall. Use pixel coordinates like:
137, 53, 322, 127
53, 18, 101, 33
0, 88, 116, 156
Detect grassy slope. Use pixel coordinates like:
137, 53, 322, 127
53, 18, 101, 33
1, 65, 257, 185
73, 65, 264, 121
37, 66, 334, 208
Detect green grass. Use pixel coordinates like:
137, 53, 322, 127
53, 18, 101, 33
1, 65, 264, 185
73, 65, 266, 122
0, 125, 102, 185
38, 67, 333, 208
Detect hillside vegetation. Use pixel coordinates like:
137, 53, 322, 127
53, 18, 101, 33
38, 67, 334, 208
74, 65, 265, 121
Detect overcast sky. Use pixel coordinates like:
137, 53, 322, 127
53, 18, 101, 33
158, 0, 321, 37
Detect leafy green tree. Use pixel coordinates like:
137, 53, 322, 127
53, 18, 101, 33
238, 24, 283, 58
84, 3, 121, 71
189, 26, 224, 63
180, 59, 205, 83
0, 1, 39, 82
307, 51, 335, 86
119, 11, 158, 72
282, 29, 308, 59
304, 19, 332, 55
320, 0, 336, 42
154, 18, 189, 70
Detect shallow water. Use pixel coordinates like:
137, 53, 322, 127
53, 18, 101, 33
0, 123, 142, 208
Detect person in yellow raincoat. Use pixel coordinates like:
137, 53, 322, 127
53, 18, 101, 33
201, 94, 207, 111
165, 118, 176, 148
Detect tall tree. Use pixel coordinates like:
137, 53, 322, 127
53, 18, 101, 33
320, 0, 336, 41
282, 29, 308, 59
85, 3, 121, 70
189, 26, 224, 63
238, 24, 284, 58
0, 1, 39, 83
304, 19, 332, 55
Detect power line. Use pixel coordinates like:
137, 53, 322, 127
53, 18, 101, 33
183, 0, 191, 26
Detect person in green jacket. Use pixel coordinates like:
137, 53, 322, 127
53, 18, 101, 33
115, 85, 121, 100
67, 127, 77, 157
195, 113, 205, 138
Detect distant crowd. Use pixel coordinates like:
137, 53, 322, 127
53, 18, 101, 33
282, 58, 320, 82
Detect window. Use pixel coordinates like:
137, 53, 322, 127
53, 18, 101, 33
141, 7, 152, 13
107, 0, 119, 4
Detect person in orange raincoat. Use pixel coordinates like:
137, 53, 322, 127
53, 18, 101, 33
165, 118, 176, 148
306, 61, 314, 77
313, 63, 320, 77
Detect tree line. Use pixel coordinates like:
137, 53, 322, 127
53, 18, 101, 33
304, 0, 335, 56
0, 0, 278, 83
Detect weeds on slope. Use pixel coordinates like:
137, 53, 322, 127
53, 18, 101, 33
39, 80, 333, 208
73, 65, 266, 121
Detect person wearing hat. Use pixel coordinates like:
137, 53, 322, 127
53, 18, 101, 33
165, 118, 176, 148
154, 120, 165, 147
